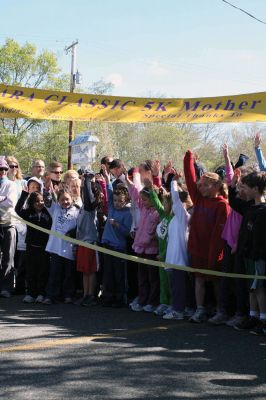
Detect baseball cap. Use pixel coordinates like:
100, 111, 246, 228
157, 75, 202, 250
0, 157, 9, 170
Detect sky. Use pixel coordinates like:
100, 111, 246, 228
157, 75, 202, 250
1, 0, 266, 99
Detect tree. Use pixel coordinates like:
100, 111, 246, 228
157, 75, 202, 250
0, 38, 69, 136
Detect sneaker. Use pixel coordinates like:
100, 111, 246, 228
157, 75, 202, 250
23, 295, 36, 303
184, 307, 195, 318
226, 315, 246, 327
250, 320, 266, 335
163, 310, 184, 320
164, 305, 173, 315
0, 290, 11, 298
190, 307, 207, 323
234, 316, 260, 331
64, 297, 73, 304
154, 304, 169, 316
131, 303, 144, 312
143, 304, 156, 313
42, 297, 52, 305
129, 296, 139, 308
208, 312, 228, 325
35, 295, 44, 303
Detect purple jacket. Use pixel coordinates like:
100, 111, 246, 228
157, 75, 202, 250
128, 185, 160, 255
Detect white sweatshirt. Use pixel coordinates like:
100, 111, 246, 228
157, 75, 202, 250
165, 181, 190, 268
45, 202, 80, 260
0, 179, 17, 226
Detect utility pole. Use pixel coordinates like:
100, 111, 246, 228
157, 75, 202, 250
65, 40, 78, 169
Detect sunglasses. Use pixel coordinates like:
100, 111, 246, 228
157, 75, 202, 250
51, 171, 63, 174
0, 168, 8, 171
9, 165, 18, 169
34, 165, 45, 168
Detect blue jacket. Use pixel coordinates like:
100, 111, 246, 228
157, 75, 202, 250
102, 184, 132, 251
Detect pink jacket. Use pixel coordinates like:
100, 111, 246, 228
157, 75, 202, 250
221, 164, 242, 249
128, 185, 160, 255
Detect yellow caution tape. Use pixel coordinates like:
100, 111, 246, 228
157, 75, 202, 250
6, 209, 266, 281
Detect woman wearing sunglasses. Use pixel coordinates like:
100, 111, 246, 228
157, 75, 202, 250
44, 161, 64, 192
6, 156, 26, 198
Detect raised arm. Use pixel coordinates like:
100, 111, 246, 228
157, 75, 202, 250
254, 132, 266, 172
149, 188, 166, 220
222, 143, 234, 185
15, 191, 29, 218
183, 150, 198, 203
171, 178, 189, 221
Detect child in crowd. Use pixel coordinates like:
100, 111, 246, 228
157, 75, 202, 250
68, 178, 82, 207
145, 179, 172, 316
184, 150, 230, 323
101, 165, 132, 307
126, 169, 160, 313
210, 144, 250, 326
229, 170, 266, 335
15, 189, 52, 303
43, 188, 80, 304
163, 175, 193, 320
75, 172, 103, 306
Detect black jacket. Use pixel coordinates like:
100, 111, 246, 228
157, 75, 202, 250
229, 186, 266, 261
15, 191, 52, 247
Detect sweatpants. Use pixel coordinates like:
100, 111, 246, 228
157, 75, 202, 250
0, 225, 16, 292
137, 254, 160, 307
102, 248, 127, 304
46, 253, 75, 300
26, 245, 49, 297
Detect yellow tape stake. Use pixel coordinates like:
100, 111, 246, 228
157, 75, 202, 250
3, 208, 266, 280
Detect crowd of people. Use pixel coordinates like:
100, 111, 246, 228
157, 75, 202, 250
0, 132, 266, 336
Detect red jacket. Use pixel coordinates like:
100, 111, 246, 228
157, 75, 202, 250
184, 150, 230, 269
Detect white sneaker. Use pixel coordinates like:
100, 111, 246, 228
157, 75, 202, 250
164, 305, 173, 315
226, 315, 246, 327
35, 295, 45, 303
131, 303, 144, 312
129, 296, 139, 308
208, 312, 228, 325
143, 304, 156, 313
154, 304, 169, 316
163, 310, 184, 320
0, 290, 11, 298
190, 308, 207, 323
23, 295, 36, 303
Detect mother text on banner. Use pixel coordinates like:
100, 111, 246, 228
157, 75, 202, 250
0, 84, 266, 123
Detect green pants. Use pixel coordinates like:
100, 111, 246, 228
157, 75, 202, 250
159, 267, 172, 305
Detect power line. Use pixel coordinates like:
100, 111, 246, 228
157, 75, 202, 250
221, 0, 266, 25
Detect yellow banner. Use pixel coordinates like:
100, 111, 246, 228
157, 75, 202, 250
1, 84, 266, 123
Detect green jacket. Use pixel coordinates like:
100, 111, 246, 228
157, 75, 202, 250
149, 190, 172, 261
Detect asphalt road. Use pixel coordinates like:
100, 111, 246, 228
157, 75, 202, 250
0, 296, 265, 400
